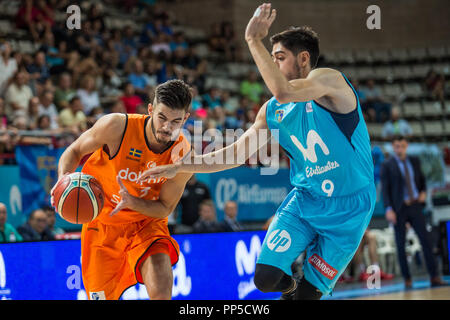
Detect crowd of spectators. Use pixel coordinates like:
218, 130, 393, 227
0, 201, 64, 243
0, 1, 275, 167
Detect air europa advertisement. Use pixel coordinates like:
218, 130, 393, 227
0, 231, 281, 300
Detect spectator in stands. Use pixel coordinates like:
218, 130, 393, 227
221, 201, 243, 232
40, 31, 65, 74
381, 106, 412, 140
0, 202, 23, 243
87, 3, 106, 33
100, 68, 123, 100
120, 82, 144, 114
424, 70, 445, 103
0, 98, 7, 129
54, 72, 76, 111
109, 99, 127, 114
42, 205, 65, 237
0, 42, 18, 96
360, 79, 391, 123
151, 33, 171, 57
15, 0, 54, 41
38, 90, 59, 129
17, 208, 55, 241
352, 229, 394, 282
208, 22, 226, 54
26, 50, 51, 93
127, 59, 151, 100
27, 96, 41, 130
170, 31, 189, 53
192, 200, 224, 233
180, 175, 211, 227
59, 96, 87, 134
240, 70, 263, 103
202, 87, 222, 109
220, 21, 240, 62
4, 71, 33, 121
380, 135, 447, 288
76, 74, 100, 115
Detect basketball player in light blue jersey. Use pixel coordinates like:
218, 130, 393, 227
138, 3, 376, 299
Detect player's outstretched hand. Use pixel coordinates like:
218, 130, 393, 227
110, 177, 134, 216
245, 3, 277, 42
137, 162, 181, 183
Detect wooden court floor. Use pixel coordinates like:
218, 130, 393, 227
353, 286, 450, 300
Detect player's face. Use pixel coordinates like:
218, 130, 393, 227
271, 43, 301, 81
149, 103, 189, 145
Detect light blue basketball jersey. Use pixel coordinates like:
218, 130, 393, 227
266, 73, 374, 197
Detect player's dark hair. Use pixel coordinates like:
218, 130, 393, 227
270, 26, 320, 68
155, 79, 192, 112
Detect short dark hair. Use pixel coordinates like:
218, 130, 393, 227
69, 96, 81, 105
270, 26, 320, 68
392, 135, 408, 143
154, 79, 192, 112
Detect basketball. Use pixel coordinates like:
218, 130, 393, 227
52, 172, 105, 224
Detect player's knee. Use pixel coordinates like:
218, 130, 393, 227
254, 263, 285, 293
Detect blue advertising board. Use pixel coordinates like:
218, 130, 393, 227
0, 165, 24, 228
199, 167, 292, 221
0, 230, 280, 300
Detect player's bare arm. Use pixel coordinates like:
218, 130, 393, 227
111, 172, 192, 218
245, 3, 355, 113
136, 102, 270, 181
56, 113, 126, 178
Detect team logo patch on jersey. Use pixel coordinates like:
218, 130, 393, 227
308, 254, 338, 280
129, 148, 143, 158
306, 102, 313, 113
275, 109, 285, 122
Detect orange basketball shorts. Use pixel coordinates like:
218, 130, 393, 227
81, 218, 179, 300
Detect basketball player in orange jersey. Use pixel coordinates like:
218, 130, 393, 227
51, 80, 193, 300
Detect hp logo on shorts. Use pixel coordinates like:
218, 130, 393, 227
267, 229, 291, 252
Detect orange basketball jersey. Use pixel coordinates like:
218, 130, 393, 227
82, 114, 191, 225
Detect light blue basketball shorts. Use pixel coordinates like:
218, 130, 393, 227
257, 183, 376, 296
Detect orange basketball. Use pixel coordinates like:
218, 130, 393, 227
53, 172, 105, 224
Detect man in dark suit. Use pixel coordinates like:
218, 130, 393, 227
17, 208, 55, 241
221, 201, 243, 232
380, 135, 446, 288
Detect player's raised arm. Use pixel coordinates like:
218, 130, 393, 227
137, 102, 271, 181
245, 3, 354, 112
56, 113, 126, 178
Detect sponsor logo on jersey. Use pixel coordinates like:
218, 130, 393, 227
267, 229, 291, 252
291, 130, 329, 163
308, 254, 338, 280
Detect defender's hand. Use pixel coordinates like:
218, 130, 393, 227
137, 163, 181, 183
245, 3, 277, 42
110, 177, 135, 216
